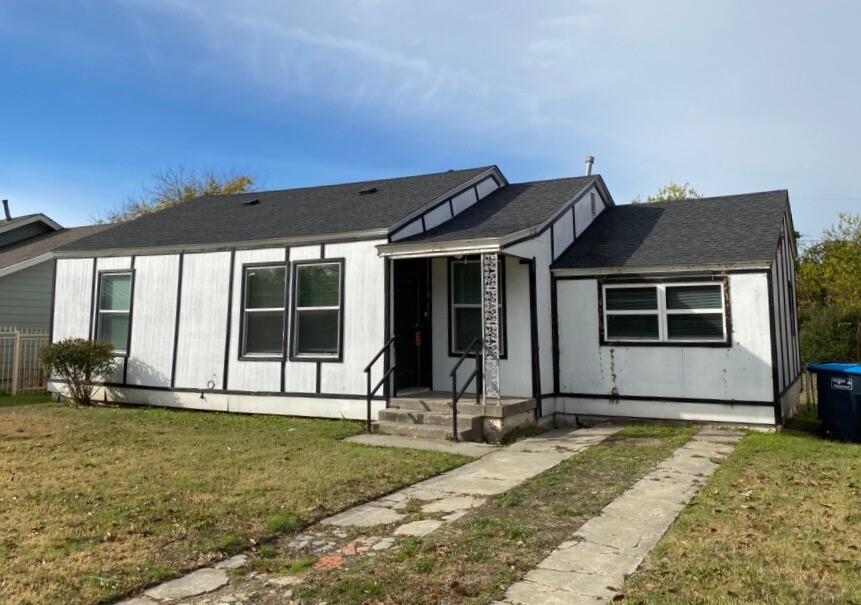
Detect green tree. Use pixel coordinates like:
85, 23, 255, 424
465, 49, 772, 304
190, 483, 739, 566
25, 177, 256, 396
797, 213, 861, 362
102, 167, 255, 223
632, 182, 702, 204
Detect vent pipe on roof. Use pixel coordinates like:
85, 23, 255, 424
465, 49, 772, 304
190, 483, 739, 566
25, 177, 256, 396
585, 156, 595, 176
2, 200, 10, 221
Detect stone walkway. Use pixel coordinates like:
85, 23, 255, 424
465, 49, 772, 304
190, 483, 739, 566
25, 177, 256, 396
495, 428, 743, 605
119, 425, 620, 605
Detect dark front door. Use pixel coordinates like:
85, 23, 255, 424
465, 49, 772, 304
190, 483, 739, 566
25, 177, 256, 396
393, 258, 432, 393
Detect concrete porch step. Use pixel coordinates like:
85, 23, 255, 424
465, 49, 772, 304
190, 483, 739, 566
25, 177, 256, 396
390, 395, 536, 419
371, 421, 480, 442
378, 408, 483, 431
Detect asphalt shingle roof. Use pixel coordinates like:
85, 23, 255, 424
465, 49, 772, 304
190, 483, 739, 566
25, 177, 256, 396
398, 175, 598, 243
551, 190, 790, 270
60, 167, 494, 252
0, 225, 110, 270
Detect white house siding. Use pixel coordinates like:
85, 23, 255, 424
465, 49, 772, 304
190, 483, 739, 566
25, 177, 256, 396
173, 251, 232, 391
551, 208, 574, 260
574, 186, 604, 237
554, 273, 776, 424
430, 255, 533, 398
52, 258, 94, 341
225, 248, 285, 393
319, 239, 386, 395
126, 254, 180, 387
504, 230, 555, 413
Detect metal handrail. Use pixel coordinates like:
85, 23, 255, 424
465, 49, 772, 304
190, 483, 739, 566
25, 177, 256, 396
449, 337, 482, 441
365, 336, 397, 432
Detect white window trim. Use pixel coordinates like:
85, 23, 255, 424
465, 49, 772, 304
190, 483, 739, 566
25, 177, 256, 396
602, 282, 727, 344
95, 272, 132, 355
291, 261, 343, 359
241, 264, 287, 358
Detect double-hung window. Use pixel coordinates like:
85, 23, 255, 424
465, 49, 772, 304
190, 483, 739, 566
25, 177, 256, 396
603, 282, 726, 343
96, 272, 132, 355
291, 261, 343, 359
450, 258, 505, 354
241, 265, 287, 357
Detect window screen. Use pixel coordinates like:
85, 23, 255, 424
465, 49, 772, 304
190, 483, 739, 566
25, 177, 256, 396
292, 262, 342, 357
96, 273, 132, 354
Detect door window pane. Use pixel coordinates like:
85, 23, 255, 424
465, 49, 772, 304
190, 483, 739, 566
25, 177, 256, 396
607, 315, 659, 339
667, 313, 724, 339
605, 287, 657, 311
98, 313, 130, 352
666, 285, 722, 310
245, 312, 285, 355
246, 267, 286, 309
99, 274, 131, 311
297, 265, 340, 307
296, 309, 339, 355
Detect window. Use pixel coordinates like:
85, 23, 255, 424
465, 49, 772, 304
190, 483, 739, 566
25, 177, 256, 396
96, 272, 132, 354
603, 282, 726, 343
291, 261, 343, 358
241, 265, 287, 357
450, 258, 505, 354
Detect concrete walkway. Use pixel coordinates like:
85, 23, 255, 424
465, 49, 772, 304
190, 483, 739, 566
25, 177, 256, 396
496, 428, 743, 605
345, 433, 499, 457
119, 425, 620, 604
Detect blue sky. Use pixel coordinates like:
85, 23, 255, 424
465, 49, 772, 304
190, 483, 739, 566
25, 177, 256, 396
1, 1, 859, 241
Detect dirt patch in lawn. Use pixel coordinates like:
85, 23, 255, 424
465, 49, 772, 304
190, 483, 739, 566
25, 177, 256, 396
0, 404, 469, 605
624, 413, 861, 604
260, 424, 698, 605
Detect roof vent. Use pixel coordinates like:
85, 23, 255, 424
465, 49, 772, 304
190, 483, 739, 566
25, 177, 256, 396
242, 199, 260, 206
2, 199, 10, 221
358, 186, 378, 196
585, 155, 595, 176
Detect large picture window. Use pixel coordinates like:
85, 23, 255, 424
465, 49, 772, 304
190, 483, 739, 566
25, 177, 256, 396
95, 272, 132, 354
291, 261, 343, 359
449, 258, 505, 355
241, 265, 287, 357
603, 282, 726, 343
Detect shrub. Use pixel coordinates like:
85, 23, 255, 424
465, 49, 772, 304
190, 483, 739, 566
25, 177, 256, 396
40, 339, 116, 407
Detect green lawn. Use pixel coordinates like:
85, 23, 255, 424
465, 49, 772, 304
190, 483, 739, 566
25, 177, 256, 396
0, 392, 53, 407
0, 403, 469, 605
624, 413, 861, 604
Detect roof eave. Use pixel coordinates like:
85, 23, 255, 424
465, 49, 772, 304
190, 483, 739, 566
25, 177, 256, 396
0, 214, 62, 236
551, 260, 773, 276
54, 228, 390, 258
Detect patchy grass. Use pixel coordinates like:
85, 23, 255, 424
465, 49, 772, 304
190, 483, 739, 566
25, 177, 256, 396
0, 392, 52, 407
625, 414, 861, 604
0, 404, 468, 605
291, 424, 698, 604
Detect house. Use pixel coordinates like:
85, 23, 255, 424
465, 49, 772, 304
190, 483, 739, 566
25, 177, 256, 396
48, 165, 801, 439
0, 201, 107, 331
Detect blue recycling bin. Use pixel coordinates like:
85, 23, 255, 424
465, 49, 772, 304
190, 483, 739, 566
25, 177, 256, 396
807, 363, 861, 443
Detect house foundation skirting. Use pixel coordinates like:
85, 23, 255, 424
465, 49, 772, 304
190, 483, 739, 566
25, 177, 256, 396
553, 395, 776, 425
47, 381, 385, 421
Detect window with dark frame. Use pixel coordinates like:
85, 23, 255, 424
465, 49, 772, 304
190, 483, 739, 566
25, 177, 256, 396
603, 283, 726, 343
292, 261, 342, 358
241, 265, 287, 357
450, 258, 505, 354
95, 272, 132, 354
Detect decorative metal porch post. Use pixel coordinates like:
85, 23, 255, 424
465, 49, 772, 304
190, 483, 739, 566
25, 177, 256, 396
481, 253, 501, 403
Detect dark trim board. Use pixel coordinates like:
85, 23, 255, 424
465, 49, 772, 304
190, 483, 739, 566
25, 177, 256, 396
557, 392, 774, 407
47, 258, 58, 343
235, 259, 290, 362
222, 250, 236, 389
170, 253, 185, 389
49, 379, 385, 401
281, 246, 291, 393
122, 256, 137, 385
552, 268, 770, 280
527, 257, 542, 416
766, 268, 782, 425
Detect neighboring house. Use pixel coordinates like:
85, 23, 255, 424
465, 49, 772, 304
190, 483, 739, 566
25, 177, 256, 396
0, 203, 107, 331
48, 166, 801, 437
